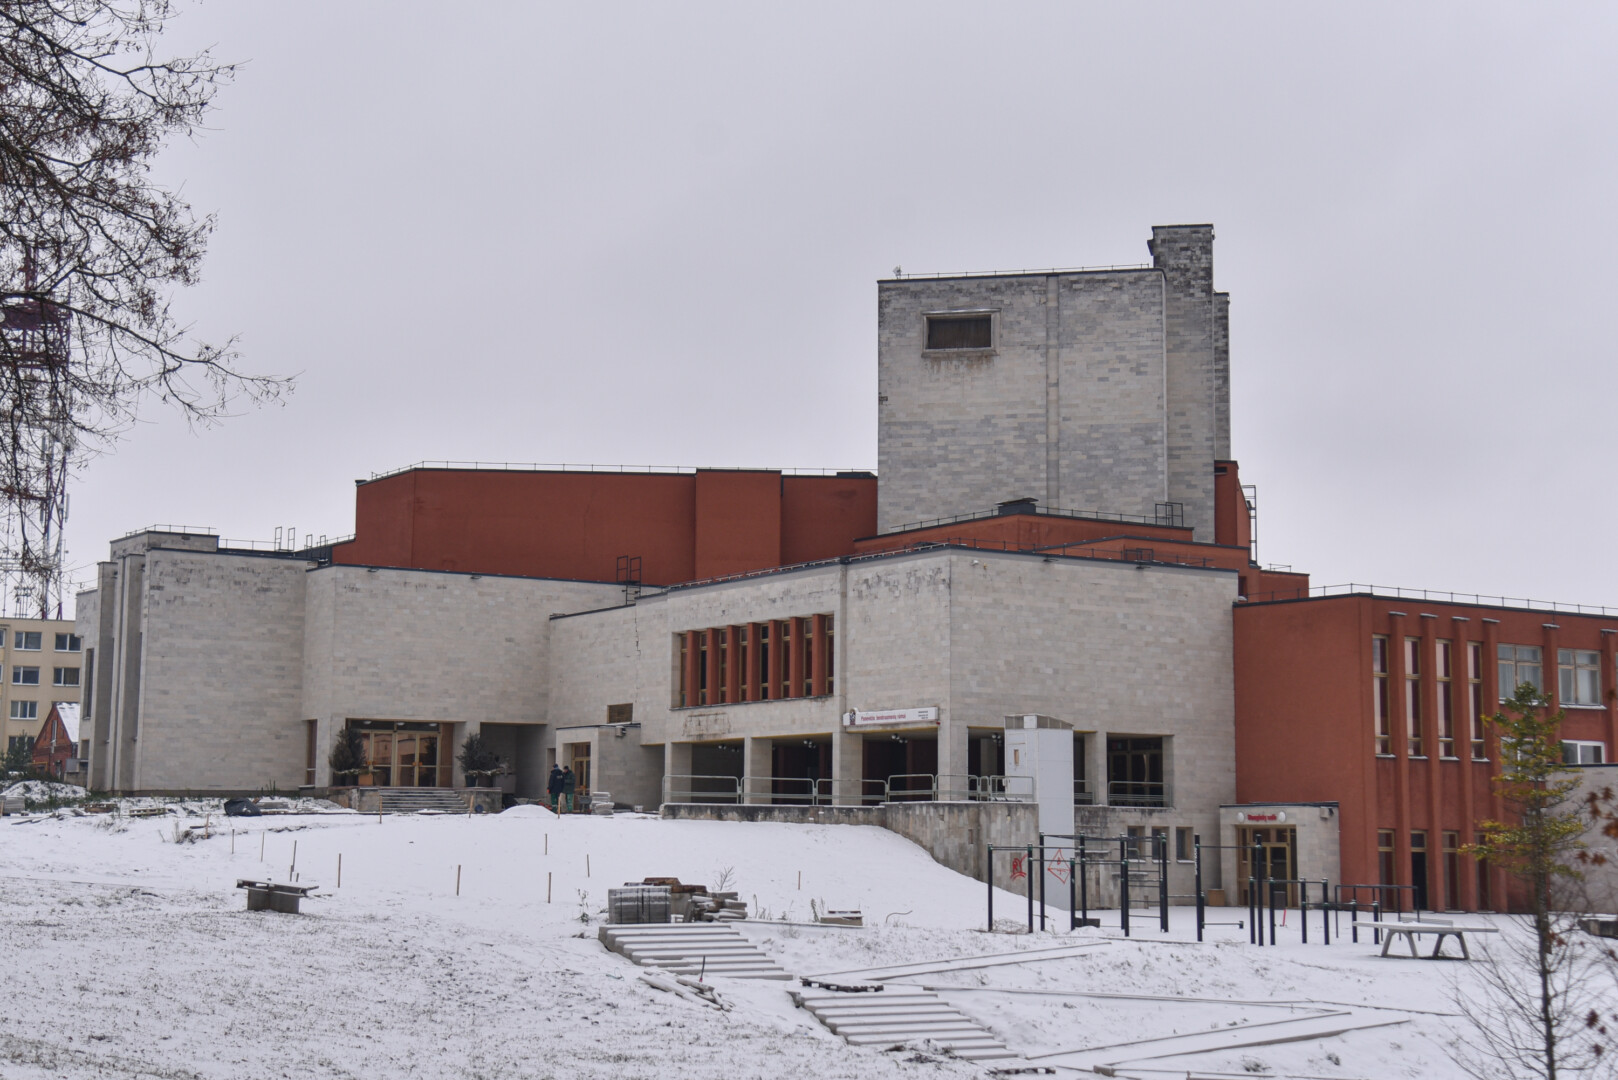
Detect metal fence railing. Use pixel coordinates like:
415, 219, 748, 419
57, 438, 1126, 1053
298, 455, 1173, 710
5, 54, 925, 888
1107, 780, 1170, 808
663, 773, 1036, 807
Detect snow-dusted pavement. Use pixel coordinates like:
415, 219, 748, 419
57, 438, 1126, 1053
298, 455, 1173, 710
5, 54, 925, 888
0, 800, 1514, 1078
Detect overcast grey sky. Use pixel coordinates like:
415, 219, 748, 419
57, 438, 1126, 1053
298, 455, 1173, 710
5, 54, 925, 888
63, 2, 1618, 609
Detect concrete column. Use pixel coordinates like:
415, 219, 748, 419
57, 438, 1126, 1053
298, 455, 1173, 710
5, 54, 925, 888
831, 725, 862, 805
1454, 617, 1479, 911
663, 741, 692, 806
1602, 629, 1618, 768
786, 619, 803, 698
725, 625, 743, 704
1388, 611, 1411, 900
937, 717, 969, 799
1420, 613, 1444, 909
743, 735, 772, 805
1095, 729, 1111, 806
1482, 618, 1506, 907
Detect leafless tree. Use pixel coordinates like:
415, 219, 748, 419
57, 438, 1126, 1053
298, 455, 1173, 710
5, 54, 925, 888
0, 0, 287, 611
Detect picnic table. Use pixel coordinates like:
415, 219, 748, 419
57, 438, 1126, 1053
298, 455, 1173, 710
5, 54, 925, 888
236, 879, 316, 914
1371, 920, 1498, 959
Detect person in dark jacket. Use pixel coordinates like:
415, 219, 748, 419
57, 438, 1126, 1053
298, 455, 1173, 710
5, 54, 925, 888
547, 764, 565, 813
561, 765, 577, 814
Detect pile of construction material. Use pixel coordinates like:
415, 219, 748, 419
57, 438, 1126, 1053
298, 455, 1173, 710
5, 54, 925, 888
631, 877, 748, 923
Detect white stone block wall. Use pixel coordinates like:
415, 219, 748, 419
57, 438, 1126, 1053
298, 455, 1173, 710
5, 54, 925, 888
877, 228, 1231, 541
133, 550, 313, 792
300, 565, 620, 787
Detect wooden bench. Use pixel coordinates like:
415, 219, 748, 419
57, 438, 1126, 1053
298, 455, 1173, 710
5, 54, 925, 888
1372, 920, 1498, 959
236, 879, 316, 914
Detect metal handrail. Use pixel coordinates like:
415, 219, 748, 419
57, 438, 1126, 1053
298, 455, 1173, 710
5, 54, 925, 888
741, 775, 833, 805
886, 262, 1152, 281
1241, 582, 1618, 618
366, 461, 873, 483
662, 773, 742, 804
1074, 779, 1095, 805
1107, 780, 1170, 808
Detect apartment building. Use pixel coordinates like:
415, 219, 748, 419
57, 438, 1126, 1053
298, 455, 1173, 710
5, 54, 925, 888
0, 616, 84, 765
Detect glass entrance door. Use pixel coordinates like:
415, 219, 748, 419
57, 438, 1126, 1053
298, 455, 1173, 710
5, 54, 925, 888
356, 725, 447, 787
1235, 826, 1298, 905
395, 733, 442, 787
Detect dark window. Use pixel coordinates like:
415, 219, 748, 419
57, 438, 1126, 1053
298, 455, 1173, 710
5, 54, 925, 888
607, 703, 633, 724
925, 314, 992, 350
1106, 736, 1165, 807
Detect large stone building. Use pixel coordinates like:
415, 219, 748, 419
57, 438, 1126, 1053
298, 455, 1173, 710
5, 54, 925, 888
73, 224, 1616, 912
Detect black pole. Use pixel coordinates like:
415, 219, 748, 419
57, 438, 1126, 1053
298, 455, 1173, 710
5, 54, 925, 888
1248, 870, 1257, 945
1038, 833, 1047, 932
1025, 844, 1034, 934
1372, 898, 1381, 946
1079, 836, 1089, 925
1068, 849, 1077, 930
986, 844, 994, 932
1157, 832, 1169, 933
1266, 873, 1276, 947
1194, 835, 1204, 943
1119, 837, 1131, 938
1322, 879, 1330, 945
1300, 880, 1308, 944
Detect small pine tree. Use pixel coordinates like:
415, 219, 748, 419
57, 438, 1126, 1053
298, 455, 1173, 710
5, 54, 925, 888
1458, 681, 1606, 1079
457, 732, 503, 788
327, 727, 365, 785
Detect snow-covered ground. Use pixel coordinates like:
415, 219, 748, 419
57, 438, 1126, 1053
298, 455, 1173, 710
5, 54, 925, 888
0, 796, 1535, 1078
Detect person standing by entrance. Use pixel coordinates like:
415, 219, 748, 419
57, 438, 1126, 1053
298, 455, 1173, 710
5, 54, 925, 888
547, 764, 565, 813
561, 765, 577, 814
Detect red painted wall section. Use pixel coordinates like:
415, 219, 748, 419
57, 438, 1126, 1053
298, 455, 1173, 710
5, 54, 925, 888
1213, 460, 1252, 552
693, 470, 783, 580
335, 471, 418, 568
332, 467, 879, 585
1234, 598, 1372, 877
781, 476, 878, 565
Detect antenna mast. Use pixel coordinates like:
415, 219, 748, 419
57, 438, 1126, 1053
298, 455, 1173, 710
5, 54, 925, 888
0, 257, 73, 620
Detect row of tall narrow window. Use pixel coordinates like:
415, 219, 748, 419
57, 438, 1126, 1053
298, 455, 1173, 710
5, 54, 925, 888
1373, 637, 1609, 758
676, 616, 835, 707
1378, 828, 1489, 911
1372, 637, 1485, 758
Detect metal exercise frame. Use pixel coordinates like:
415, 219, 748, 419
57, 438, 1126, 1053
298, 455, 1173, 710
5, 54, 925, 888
1192, 837, 1332, 946
1334, 883, 1422, 944
1040, 831, 1170, 938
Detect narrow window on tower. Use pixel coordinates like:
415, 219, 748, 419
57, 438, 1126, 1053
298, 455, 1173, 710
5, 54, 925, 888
1437, 640, 1455, 758
1468, 642, 1486, 758
1405, 637, 1424, 757
1373, 636, 1391, 755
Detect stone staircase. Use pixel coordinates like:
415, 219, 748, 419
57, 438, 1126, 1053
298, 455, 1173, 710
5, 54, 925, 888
376, 787, 470, 814
792, 987, 1016, 1062
598, 923, 792, 980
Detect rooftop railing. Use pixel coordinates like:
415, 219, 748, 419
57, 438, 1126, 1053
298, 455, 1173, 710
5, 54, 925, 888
1242, 582, 1618, 619
366, 461, 873, 483
885, 262, 1153, 281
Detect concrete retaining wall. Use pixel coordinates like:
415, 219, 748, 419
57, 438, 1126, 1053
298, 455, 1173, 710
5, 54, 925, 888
661, 800, 1036, 887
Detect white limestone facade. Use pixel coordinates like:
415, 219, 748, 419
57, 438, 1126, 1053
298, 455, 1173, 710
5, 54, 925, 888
877, 224, 1230, 541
